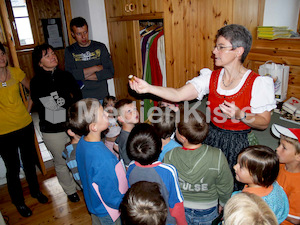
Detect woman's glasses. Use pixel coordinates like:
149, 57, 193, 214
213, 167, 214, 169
214, 45, 233, 51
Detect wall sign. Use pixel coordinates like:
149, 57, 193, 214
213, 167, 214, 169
42, 18, 64, 49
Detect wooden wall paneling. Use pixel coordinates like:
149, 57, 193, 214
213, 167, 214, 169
135, 0, 163, 14
164, 0, 233, 89
232, 0, 262, 38
167, 0, 186, 88
31, 0, 62, 45
248, 48, 300, 66
17, 51, 34, 78
104, 0, 125, 18
287, 65, 300, 99
163, 0, 174, 87
107, 20, 140, 99
199, 0, 233, 70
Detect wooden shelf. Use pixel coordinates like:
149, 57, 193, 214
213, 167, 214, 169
107, 12, 164, 22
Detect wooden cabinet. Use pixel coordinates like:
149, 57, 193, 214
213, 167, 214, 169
107, 20, 143, 99
104, 0, 264, 100
105, 0, 163, 18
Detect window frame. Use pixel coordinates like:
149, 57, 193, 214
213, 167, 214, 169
5, 0, 39, 50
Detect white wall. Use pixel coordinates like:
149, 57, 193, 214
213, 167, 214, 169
263, 0, 300, 32
68, 0, 109, 49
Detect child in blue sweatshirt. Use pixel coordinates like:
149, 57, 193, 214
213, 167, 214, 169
68, 98, 128, 225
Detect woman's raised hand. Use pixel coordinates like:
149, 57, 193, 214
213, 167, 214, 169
128, 76, 150, 94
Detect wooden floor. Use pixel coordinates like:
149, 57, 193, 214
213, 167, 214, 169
0, 167, 91, 225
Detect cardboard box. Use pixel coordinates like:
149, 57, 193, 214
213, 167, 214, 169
45, 107, 66, 124
40, 95, 66, 124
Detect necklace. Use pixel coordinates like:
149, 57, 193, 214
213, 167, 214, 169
222, 66, 243, 88
222, 76, 235, 87
1, 68, 8, 87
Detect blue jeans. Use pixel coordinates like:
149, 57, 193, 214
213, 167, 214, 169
91, 214, 121, 225
185, 206, 218, 225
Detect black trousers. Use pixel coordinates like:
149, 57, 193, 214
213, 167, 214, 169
0, 122, 40, 205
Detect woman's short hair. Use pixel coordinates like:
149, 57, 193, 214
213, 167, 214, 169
32, 43, 54, 74
238, 145, 279, 187
67, 98, 101, 136
127, 123, 162, 165
224, 192, 278, 225
216, 24, 252, 63
177, 108, 208, 145
120, 181, 167, 225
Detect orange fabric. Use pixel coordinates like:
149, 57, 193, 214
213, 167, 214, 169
208, 69, 259, 130
277, 164, 300, 225
242, 184, 273, 197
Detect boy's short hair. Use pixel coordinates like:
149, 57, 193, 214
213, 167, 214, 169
67, 98, 101, 136
70, 17, 88, 31
177, 109, 208, 144
102, 95, 117, 108
280, 134, 300, 154
152, 107, 176, 139
120, 181, 167, 225
115, 98, 133, 116
224, 192, 278, 225
238, 145, 279, 187
127, 123, 162, 165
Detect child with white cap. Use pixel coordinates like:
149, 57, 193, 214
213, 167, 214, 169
271, 124, 300, 225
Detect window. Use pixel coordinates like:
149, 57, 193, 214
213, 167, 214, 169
6, 0, 37, 49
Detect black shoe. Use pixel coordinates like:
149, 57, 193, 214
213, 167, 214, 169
67, 193, 80, 202
32, 191, 48, 204
15, 203, 32, 217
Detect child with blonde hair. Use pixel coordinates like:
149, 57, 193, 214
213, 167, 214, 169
223, 192, 278, 225
232, 145, 289, 224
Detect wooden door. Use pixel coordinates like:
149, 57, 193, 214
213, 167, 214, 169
104, 0, 126, 18
106, 20, 143, 99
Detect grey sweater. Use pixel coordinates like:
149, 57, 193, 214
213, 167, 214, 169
65, 41, 114, 100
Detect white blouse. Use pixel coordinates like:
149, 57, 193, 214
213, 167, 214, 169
187, 68, 277, 114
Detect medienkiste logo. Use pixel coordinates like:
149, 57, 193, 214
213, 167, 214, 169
39, 91, 66, 124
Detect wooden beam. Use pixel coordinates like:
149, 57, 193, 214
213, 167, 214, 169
62, 0, 75, 45
0, 0, 19, 67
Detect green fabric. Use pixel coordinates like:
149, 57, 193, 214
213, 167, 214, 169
248, 131, 259, 145
164, 145, 233, 206
143, 33, 158, 120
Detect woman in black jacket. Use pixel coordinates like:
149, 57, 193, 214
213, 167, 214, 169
31, 44, 82, 202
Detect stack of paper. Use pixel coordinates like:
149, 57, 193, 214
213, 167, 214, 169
257, 26, 292, 40
280, 97, 300, 125
282, 97, 300, 116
